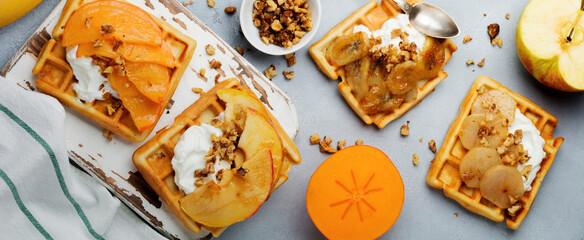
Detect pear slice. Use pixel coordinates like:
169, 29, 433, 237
325, 32, 371, 66
459, 147, 502, 188
459, 114, 508, 150
479, 165, 525, 209
517, 0, 584, 91
180, 108, 275, 227
471, 90, 517, 122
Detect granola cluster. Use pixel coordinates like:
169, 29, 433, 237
253, 0, 312, 48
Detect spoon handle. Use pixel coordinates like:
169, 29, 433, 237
392, 0, 413, 14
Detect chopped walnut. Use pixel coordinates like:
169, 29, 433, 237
463, 35, 472, 43
225, 6, 237, 14
237, 167, 249, 176
207, 0, 215, 7
182, 1, 193, 6
507, 204, 521, 217
454, 212, 459, 217
192, 87, 204, 94
412, 153, 419, 165
285, 53, 296, 66
319, 136, 337, 153
355, 139, 363, 145
505, 13, 510, 20
252, 0, 312, 48
264, 64, 277, 80
487, 23, 500, 40
236, 46, 245, 56
206, 44, 216, 56
520, 165, 532, 178
209, 59, 222, 69
428, 140, 437, 153
419, 137, 423, 142
400, 121, 410, 136
200, 68, 206, 77
103, 129, 114, 142
85, 17, 93, 28
309, 133, 321, 144
92, 39, 103, 49
491, 37, 503, 47
337, 140, 346, 150
100, 24, 115, 34
466, 58, 475, 66
477, 58, 485, 67
283, 70, 294, 80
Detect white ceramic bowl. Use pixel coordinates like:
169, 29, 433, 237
240, 0, 321, 55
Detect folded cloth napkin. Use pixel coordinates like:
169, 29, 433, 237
0, 78, 165, 240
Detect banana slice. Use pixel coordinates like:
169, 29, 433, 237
459, 114, 508, 150
472, 90, 517, 122
459, 147, 502, 188
479, 165, 525, 209
325, 32, 371, 67
344, 58, 371, 100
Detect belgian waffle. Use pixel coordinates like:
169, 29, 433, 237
309, 0, 457, 128
32, 0, 196, 142
426, 76, 564, 229
132, 78, 301, 236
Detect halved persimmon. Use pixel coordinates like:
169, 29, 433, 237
306, 145, 404, 240
62, 0, 162, 47
124, 62, 170, 104
108, 72, 162, 131
76, 40, 175, 68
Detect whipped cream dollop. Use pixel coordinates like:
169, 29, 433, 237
509, 109, 546, 192
171, 123, 232, 194
353, 14, 426, 53
66, 46, 118, 102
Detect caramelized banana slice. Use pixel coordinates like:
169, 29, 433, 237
344, 58, 370, 101
459, 147, 502, 188
479, 165, 525, 209
459, 114, 508, 150
472, 90, 517, 122
325, 32, 371, 66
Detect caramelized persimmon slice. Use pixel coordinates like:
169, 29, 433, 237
63, 0, 162, 47
108, 72, 162, 131
306, 145, 404, 240
76, 41, 175, 68
125, 62, 170, 104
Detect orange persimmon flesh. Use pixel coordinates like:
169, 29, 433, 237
306, 145, 404, 240
76, 40, 175, 68
124, 62, 170, 104
62, 0, 162, 47
108, 72, 162, 131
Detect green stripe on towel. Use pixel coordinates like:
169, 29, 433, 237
0, 103, 104, 240
0, 168, 54, 240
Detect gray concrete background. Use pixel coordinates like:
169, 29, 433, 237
1, 0, 583, 239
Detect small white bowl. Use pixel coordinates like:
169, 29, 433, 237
240, 0, 321, 55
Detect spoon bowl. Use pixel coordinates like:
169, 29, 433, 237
392, 0, 460, 38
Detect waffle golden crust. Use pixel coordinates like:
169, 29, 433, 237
132, 78, 301, 236
309, 0, 456, 128
32, 0, 196, 142
427, 76, 564, 229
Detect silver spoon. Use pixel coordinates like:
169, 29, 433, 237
392, 0, 460, 38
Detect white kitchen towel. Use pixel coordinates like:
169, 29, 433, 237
0, 78, 165, 240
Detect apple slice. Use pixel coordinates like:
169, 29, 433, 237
180, 108, 275, 227
517, 0, 584, 91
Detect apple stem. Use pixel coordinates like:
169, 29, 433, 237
567, 0, 584, 42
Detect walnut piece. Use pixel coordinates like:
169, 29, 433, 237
199, 68, 206, 77
209, 59, 222, 69
309, 133, 321, 144
412, 153, 419, 165
103, 129, 114, 142
283, 70, 294, 80
428, 140, 437, 153
355, 139, 363, 145
285, 53, 297, 66
236, 46, 245, 56
400, 121, 410, 136
205, 44, 216, 56
487, 23, 500, 40
466, 58, 475, 66
182, 1, 193, 6
337, 140, 346, 150
319, 136, 337, 153
100, 24, 115, 34
505, 13, 510, 20
507, 204, 521, 217
264, 64, 277, 80
225, 6, 237, 14
192, 87, 204, 94
85, 17, 93, 28
463, 35, 472, 43
477, 58, 485, 67
491, 37, 503, 47
207, 0, 215, 8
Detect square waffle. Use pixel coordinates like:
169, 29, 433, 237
132, 78, 301, 236
32, 0, 196, 142
309, 0, 457, 128
426, 76, 564, 229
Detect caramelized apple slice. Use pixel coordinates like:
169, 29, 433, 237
471, 90, 517, 122
459, 147, 502, 188
180, 109, 275, 227
459, 114, 508, 150
108, 72, 162, 131
62, 0, 162, 47
76, 40, 175, 68
325, 32, 371, 66
125, 62, 170, 104
479, 165, 525, 209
